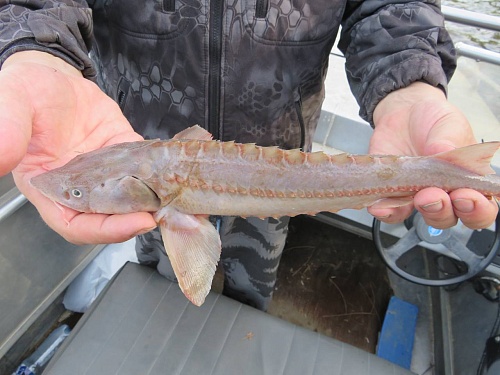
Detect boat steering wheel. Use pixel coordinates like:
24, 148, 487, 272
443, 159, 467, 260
372, 203, 500, 286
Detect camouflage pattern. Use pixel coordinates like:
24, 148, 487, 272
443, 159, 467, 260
0, 0, 456, 309
137, 216, 289, 311
0, 1, 95, 78
340, 0, 456, 120
0, 0, 455, 132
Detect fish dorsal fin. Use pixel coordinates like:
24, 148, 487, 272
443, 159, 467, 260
155, 205, 221, 306
172, 125, 213, 141
433, 142, 500, 176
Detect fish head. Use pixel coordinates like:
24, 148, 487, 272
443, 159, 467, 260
30, 142, 161, 214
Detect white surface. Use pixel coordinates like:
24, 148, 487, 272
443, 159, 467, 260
63, 239, 138, 313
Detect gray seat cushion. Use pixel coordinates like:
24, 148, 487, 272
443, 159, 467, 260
44, 262, 414, 375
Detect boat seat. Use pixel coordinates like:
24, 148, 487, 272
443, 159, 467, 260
0, 173, 103, 360
44, 262, 414, 375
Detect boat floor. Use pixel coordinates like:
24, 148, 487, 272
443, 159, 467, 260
213, 215, 393, 354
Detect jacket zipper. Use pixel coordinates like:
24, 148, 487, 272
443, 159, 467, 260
294, 89, 306, 151
163, 0, 175, 12
208, 0, 224, 140
117, 78, 131, 111
255, 0, 269, 18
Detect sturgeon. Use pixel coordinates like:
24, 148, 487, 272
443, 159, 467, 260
30, 126, 500, 306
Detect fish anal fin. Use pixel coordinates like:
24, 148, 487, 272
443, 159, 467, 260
369, 196, 415, 210
172, 125, 213, 141
156, 206, 221, 306
434, 142, 500, 176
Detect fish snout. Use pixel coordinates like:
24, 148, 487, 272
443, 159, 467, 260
30, 172, 65, 199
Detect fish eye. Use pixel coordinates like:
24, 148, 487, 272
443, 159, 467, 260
71, 189, 83, 198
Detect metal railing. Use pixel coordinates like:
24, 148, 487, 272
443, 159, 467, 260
455, 42, 500, 65
442, 5, 500, 32
0, 187, 27, 222
442, 5, 500, 65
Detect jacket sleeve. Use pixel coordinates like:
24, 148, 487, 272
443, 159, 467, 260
339, 0, 456, 124
0, 0, 95, 78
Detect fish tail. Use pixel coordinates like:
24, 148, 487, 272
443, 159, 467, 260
433, 141, 500, 176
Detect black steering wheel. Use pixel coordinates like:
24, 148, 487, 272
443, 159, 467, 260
372, 204, 500, 286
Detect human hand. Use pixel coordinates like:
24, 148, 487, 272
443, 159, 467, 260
368, 82, 498, 230
0, 51, 157, 244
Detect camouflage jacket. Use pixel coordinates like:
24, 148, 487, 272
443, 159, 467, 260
0, 0, 456, 149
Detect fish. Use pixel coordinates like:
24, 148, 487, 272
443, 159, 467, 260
30, 125, 500, 306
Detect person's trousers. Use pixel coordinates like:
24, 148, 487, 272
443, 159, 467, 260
135, 216, 290, 311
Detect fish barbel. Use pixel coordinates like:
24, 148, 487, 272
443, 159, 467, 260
30, 126, 500, 306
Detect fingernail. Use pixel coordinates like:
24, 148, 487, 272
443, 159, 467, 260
420, 200, 443, 213
135, 226, 157, 236
452, 198, 475, 213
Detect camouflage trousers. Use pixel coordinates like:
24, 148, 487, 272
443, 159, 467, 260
136, 216, 290, 311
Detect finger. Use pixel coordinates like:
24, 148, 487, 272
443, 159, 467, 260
420, 115, 476, 156
0, 75, 33, 176
368, 197, 415, 224
414, 187, 457, 229
24, 186, 157, 244
65, 212, 158, 245
449, 189, 499, 230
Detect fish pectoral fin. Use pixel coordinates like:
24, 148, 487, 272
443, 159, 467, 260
156, 206, 221, 306
172, 125, 213, 141
116, 176, 161, 211
89, 176, 161, 213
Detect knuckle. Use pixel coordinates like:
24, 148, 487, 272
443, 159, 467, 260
60, 230, 85, 245
425, 216, 458, 229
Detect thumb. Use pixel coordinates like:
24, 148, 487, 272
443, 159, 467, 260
0, 83, 33, 176
418, 107, 477, 156
421, 139, 458, 156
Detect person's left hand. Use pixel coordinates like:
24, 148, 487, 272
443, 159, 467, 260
368, 82, 498, 230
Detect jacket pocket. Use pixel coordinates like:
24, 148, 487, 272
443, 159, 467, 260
246, 0, 345, 44
103, 0, 200, 38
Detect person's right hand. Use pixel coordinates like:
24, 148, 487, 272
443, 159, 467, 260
0, 51, 157, 244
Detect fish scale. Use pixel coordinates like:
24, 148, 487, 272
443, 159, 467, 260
160, 138, 500, 218
30, 126, 500, 306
